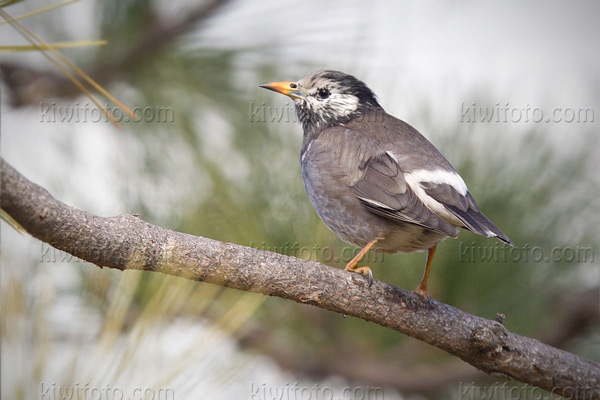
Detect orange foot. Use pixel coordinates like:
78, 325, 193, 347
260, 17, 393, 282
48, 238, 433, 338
344, 264, 374, 287
344, 237, 380, 288
413, 245, 437, 304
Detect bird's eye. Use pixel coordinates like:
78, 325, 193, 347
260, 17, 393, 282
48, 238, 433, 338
289, 83, 298, 89
317, 88, 330, 99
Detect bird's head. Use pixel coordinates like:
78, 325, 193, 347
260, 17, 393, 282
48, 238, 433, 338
260, 70, 382, 135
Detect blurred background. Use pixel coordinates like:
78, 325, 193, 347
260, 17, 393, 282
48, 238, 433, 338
1, 0, 599, 399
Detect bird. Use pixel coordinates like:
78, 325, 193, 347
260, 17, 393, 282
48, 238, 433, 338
259, 70, 512, 298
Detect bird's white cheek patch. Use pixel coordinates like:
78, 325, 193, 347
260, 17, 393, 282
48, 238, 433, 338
328, 94, 359, 118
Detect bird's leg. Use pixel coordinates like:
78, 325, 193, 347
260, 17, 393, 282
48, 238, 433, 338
345, 238, 379, 287
415, 244, 437, 299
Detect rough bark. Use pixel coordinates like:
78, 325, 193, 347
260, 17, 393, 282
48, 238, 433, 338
238, 288, 600, 394
1, 158, 599, 399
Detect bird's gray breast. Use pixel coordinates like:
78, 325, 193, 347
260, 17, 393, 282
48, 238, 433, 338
300, 134, 398, 250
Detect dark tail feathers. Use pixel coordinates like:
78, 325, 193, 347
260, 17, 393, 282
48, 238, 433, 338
446, 203, 513, 246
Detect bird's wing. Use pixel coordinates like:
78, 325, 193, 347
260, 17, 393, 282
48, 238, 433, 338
352, 149, 513, 245
351, 151, 458, 237
357, 113, 513, 245
419, 181, 513, 245
314, 118, 512, 244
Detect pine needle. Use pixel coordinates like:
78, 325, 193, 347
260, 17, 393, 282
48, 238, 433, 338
0, 209, 26, 234
0, 7, 137, 126
0, 0, 78, 25
0, 40, 107, 52
0, 8, 120, 127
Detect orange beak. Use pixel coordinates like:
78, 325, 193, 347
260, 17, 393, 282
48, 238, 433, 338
259, 81, 306, 99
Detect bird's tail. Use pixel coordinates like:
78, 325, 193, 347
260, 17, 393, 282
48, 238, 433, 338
447, 203, 513, 246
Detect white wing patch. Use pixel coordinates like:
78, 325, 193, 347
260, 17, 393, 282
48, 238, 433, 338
404, 168, 469, 225
385, 150, 399, 163
405, 169, 468, 195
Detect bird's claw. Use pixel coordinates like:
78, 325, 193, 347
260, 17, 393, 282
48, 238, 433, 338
413, 288, 432, 306
345, 266, 374, 288
414, 288, 426, 298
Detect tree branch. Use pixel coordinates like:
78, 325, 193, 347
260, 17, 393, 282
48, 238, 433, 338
1, 158, 599, 399
239, 288, 600, 394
